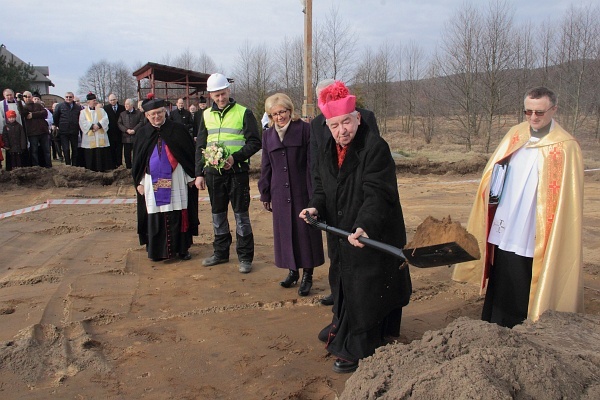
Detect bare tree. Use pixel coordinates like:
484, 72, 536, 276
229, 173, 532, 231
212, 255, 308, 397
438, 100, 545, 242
112, 61, 137, 102
553, 4, 600, 134
479, 0, 516, 152
370, 42, 397, 135
399, 41, 425, 137
274, 35, 304, 109
513, 23, 537, 123
232, 40, 276, 120
353, 47, 375, 107
437, 2, 484, 151
417, 59, 442, 144
78, 60, 112, 103
316, 6, 356, 82
197, 52, 217, 73
79, 60, 137, 104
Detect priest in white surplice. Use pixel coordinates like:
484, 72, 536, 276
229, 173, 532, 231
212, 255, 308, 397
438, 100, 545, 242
79, 92, 113, 172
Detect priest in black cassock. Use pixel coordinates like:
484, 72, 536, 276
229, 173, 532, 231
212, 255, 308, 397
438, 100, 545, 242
132, 97, 199, 262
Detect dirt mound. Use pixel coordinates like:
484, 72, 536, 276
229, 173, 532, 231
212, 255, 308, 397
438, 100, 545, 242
341, 311, 600, 399
406, 215, 480, 260
0, 165, 132, 189
0, 322, 110, 388
395, 155, 488, 175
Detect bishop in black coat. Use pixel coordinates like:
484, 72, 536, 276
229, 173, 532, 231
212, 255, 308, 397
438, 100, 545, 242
132, 111, 199, 261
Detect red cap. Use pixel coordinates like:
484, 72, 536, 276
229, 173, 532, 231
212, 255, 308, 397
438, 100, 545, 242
317, 81, 356, 119
5, 110, 16, 118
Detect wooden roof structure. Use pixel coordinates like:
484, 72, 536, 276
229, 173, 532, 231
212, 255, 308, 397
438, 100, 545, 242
132, 62, 232, 106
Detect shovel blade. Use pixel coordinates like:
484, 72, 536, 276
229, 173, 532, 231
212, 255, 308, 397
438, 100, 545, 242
403, 242, 478, 268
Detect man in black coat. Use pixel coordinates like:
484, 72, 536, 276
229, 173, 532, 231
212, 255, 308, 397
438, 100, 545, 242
53, 92, 81, 166
104, 93, 126, 167
132, 97, 199, 262
170, 98, 193, 136
300, 81, 411, 374
310, 79, 380, 306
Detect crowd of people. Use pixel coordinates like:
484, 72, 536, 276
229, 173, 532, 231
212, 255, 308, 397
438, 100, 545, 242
1, 79, 585, 374
0, 88, 207, 172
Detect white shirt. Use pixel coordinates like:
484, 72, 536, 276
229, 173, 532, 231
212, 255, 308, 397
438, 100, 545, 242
487, 137, 539, 258
143, 163, 194, 214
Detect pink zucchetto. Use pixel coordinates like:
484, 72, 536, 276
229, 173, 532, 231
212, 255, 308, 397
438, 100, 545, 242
317, 81, 356, 119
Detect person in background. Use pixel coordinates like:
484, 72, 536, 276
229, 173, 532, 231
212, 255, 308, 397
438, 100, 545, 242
132, 96, 199, 262
104, 93, 126, 168
79, 92, 112, 172
50, 103, 63, 162
118, 98, 144, 169
453, 86, 584, 328
53, 92, 81, 166
310, 79, 381, 306
2, 110, 27, 169
170, 98, 193, 137
194, 73, 261, 274
192, 96, 208, 137
300, 81, 411, 374
17, 91, 52, 168
258, 93, 324, 296
1, 89, 25, 171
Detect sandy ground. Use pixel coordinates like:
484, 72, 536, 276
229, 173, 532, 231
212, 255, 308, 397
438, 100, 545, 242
0, 165, 598, 399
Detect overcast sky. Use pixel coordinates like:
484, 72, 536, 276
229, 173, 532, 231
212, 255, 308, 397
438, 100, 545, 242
1, 0, 580, 97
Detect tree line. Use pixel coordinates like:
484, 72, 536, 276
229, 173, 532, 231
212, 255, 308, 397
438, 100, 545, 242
77, 1, 600, 149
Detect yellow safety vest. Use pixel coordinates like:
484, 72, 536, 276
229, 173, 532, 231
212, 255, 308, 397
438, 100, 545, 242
203, 103, 247, 166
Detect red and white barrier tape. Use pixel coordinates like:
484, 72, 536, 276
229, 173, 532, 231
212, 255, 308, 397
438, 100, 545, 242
1, 195, 262, 220
0, 203, 49, 220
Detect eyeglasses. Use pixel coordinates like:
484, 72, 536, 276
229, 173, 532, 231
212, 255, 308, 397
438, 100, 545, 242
523, 106, 555, 117
269, 109, 289, 118
146, 110, 166, 118
65, 96, 73, 98
23, 95, 32, 98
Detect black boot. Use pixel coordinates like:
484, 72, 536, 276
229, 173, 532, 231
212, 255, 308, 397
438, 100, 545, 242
280, 269, 299, 288
298, 268, 313, 296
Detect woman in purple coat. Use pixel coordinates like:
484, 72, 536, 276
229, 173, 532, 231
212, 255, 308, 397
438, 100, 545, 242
258, 93, 324, 296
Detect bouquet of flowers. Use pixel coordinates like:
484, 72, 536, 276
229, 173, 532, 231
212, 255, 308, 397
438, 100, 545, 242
202, 142, 231, 174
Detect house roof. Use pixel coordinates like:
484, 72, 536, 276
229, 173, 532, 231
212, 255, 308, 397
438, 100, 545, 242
0, 44, 54, 87
132, 62, 233, 95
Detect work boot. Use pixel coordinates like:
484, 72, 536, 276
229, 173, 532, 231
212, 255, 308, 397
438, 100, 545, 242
239, 261, 252, 274
202, 254, 229, 267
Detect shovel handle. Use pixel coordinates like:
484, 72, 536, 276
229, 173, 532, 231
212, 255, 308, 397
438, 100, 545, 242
305, 212, 407, 261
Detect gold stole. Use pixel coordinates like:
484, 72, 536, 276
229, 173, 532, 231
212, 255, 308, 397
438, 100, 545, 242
84, 108, 106, 148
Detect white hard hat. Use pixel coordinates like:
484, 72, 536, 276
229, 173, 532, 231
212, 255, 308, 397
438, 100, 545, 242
206, 73, 230, 92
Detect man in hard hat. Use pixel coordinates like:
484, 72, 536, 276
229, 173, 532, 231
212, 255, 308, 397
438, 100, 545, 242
194, 73, 261, 274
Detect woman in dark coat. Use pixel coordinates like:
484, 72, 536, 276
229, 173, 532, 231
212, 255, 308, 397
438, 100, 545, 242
258, 93, 324, 296
301, 81, 411, 373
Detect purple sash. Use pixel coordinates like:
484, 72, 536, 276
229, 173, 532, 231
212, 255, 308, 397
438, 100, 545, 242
149, 140, 173, 206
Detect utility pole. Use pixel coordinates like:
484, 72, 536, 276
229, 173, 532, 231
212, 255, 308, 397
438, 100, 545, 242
301, 0, 314, 120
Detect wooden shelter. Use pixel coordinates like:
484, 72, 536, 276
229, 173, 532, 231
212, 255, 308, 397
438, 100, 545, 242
133, 62, 223, 107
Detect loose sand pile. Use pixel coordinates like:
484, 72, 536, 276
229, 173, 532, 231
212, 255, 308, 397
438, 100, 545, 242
406, 215, 480, 261
341, 311, 600, 399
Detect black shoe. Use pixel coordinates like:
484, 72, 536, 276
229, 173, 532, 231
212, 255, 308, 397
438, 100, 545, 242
320, 294, 334, 306
318, 323, 333, 343
280, 270, 299, 288
202, 255, 229, 267
333, 358, 358, 374
298, 269, 313, 296
178, 252, 192, 260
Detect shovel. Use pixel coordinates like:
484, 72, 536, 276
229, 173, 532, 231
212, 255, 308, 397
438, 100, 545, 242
304, 212, 477, 268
